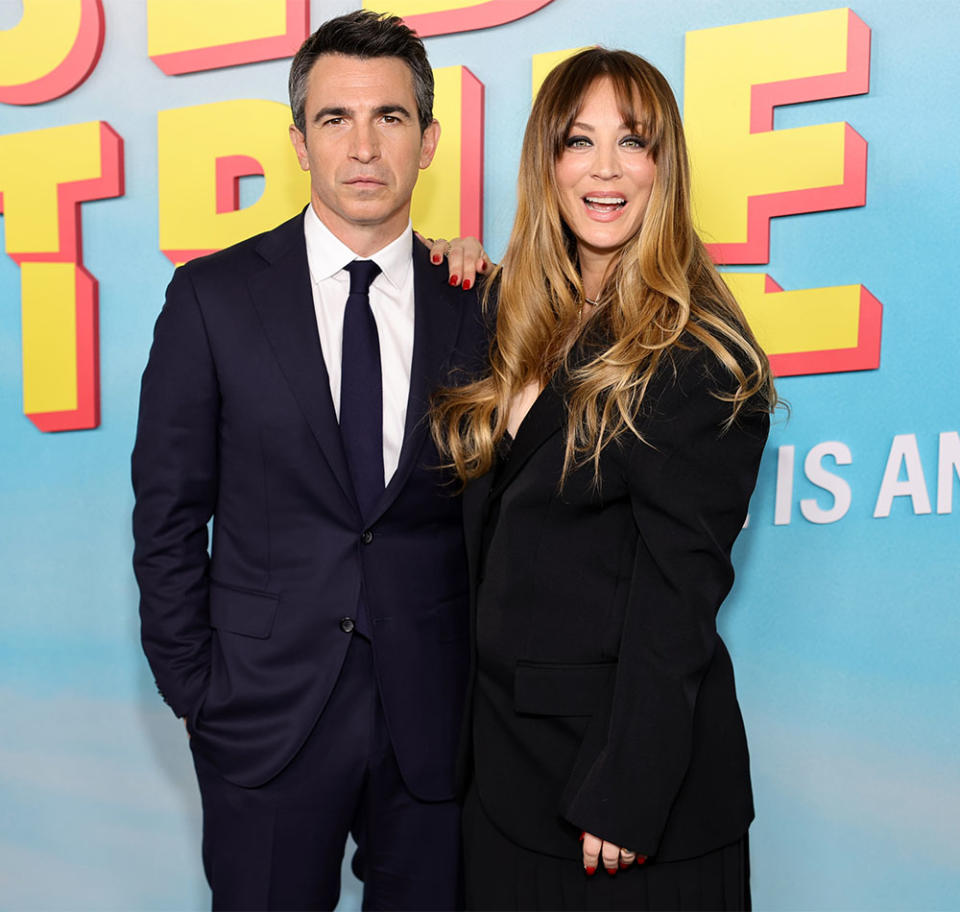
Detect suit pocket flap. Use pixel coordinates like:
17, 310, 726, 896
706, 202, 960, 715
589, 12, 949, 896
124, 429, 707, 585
514, 661, 616, 717
209, 581, 279, 638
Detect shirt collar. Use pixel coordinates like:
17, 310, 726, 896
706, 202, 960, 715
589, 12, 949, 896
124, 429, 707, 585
303, 205, 413, 292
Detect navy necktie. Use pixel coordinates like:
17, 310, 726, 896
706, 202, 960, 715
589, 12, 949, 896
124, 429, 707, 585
340, 259, 384, 519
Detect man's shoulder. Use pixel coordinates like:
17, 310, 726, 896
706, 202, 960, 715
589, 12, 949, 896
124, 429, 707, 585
410, 239, 486, 312
177, 210, 305, 281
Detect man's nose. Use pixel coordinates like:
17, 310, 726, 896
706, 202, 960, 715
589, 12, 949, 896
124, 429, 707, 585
350, 122, 380, 162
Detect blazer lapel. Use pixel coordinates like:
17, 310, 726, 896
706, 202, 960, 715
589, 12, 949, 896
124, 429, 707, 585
489, 381, 566, 500
248, 212, 359, 516
368, 241, 464, 523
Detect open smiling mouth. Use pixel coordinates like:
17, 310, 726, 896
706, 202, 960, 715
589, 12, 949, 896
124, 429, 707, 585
584, 196, 626, 213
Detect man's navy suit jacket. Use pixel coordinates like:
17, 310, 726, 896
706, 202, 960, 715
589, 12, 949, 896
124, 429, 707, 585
132, 211, 487, 796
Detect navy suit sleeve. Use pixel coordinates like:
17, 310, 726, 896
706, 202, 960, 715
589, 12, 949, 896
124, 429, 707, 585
560, 351, 769, 854
132, 266, 219, 720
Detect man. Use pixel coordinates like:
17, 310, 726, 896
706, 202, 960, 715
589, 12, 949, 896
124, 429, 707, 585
132, 11, 486, 910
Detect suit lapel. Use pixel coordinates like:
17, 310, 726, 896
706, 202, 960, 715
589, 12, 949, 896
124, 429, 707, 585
462, 469, 494, 592
368, 241, 465, 523
248, 211, 359, 515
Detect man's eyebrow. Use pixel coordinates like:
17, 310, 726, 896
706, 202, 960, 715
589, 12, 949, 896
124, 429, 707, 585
374, 104, 412, 119
313, 106, 350, 123
311, 104, 413, 124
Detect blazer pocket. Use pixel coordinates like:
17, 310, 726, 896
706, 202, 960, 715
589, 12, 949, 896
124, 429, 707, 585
514, 661, 617, 717
209, 580, 279, 639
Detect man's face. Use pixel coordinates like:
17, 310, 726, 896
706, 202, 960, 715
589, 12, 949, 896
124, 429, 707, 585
289, 53, 440, 255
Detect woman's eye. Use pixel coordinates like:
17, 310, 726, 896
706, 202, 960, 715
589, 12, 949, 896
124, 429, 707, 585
621, 135, 648, 149
564, 135, 592, 148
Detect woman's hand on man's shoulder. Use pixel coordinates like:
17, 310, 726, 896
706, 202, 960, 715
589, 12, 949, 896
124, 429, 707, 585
417, 232, 491, 290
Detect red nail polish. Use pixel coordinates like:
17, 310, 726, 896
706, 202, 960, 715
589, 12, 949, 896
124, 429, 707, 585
449, 275, 459, 285
606, 866, 617, 876
462, 279, 472, 290
619, 861, 630, 870
579, 832, 585, 842
637, 855, 647, 865
585, 866, 596, 876
432, 255, 441, 264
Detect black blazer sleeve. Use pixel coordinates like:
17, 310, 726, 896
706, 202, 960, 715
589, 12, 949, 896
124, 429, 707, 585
560, 353, 769, 854
132, 266, 219, 720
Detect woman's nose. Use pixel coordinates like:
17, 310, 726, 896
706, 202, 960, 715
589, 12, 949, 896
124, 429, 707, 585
590, 142, 621, 179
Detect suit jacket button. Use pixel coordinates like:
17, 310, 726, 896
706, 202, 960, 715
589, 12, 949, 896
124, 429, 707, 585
339, 617, 355, 634
360, 530, 374, 544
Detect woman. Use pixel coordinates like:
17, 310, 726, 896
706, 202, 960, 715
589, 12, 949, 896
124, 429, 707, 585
431, 47, 776, 910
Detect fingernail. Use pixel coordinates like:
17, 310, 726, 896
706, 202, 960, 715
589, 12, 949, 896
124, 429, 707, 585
449, 275, 459, 286
432, 255, 441, 264
479, 260, 488, 272
619, 861, 630, 870
637, 855, 647, 865
579, 832, 585, 842
585, 866, 596, 876
605, 866, 617, 876
462, 279, 472, 290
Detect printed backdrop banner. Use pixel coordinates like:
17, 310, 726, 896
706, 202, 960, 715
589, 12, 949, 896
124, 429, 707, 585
1, 0, 958, 909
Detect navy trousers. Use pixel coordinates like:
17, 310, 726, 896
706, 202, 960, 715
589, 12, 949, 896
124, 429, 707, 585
192, 634, 462, 911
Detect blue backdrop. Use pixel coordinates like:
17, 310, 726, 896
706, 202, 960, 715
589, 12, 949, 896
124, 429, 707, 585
1, 1, 958, 909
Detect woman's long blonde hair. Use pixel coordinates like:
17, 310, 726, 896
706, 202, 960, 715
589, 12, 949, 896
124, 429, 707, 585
432, 47, 777, 482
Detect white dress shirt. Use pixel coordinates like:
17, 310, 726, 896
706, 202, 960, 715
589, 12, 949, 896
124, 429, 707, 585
303, 206, 414, 485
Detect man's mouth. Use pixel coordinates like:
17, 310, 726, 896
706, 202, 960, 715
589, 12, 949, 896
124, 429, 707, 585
345, 177, 386, 189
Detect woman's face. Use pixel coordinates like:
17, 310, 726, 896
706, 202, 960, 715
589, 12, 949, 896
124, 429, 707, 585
554, 77, 657, 278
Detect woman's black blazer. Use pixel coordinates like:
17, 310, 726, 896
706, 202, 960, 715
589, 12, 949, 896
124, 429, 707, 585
460, 344, 769, 863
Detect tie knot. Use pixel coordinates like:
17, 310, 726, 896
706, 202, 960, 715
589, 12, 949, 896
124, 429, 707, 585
345, 259, 381, 295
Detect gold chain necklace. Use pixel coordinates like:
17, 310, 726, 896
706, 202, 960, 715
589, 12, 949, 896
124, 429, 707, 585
579, 296, 601, 323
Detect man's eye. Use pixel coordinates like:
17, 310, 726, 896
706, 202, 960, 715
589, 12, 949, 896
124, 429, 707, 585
323, 117, 344, 126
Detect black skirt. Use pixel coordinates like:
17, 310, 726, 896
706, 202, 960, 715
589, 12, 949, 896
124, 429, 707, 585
463, 785, 750, 912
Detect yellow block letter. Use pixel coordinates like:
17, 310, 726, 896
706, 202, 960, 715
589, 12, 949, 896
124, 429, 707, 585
148, 0, 309, 74
158, 100, 308, 263
685, 9, 880, 376
0, 0, 104, 104
0, 121, 123, 430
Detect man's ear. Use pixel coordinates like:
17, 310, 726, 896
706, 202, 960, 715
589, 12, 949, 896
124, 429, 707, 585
289, 124, 310, 172
418, 119, 441, 170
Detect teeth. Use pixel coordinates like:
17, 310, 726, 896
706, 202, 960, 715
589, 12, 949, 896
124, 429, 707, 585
585, 196, 625, 205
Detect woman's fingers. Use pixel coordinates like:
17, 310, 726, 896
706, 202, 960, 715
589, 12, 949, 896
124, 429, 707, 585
601, 840, 620, 873
620, 849, 647, 868
581, 832, 602, 875
419, 233, 490, 288
446, 242, 466, 287
582, 832, 647, 876
451, 235, 488, 288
